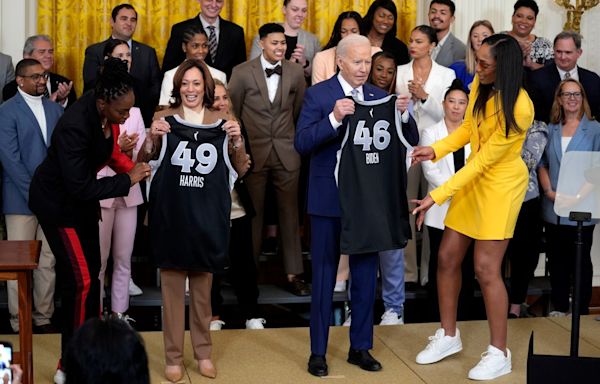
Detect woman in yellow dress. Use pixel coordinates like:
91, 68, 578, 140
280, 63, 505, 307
411, 34, 534, 381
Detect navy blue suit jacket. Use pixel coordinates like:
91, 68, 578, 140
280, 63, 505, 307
527, 65, 600, 123
0, 91, 63, 214
295, 75, 418, 218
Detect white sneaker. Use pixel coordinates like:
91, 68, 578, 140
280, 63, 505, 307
128, 278, 143, 296
380, 309, 404, 325
416, 328, 463, 364
548, 310, 567, 317
111, 312, 136, 328
245, 318, 266, 329
210, 320, 225, 330
334, 280, 346, 292
54, 368, 66, 384
342, 314, 351, 327
468, 345, 512, 380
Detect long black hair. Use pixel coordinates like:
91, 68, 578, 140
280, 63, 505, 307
362, 0, 398, 38
323, 11, 363, 50
95, 57, 134, 102
473, 34, 524, 137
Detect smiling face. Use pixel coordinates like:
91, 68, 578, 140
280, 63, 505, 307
408, 29, 435, 60
371, 7, 395, 36
180, 67, 205, 110
25, 39, 54, 71
340, 18, 360, 39
183, 33, 209, 61
17, 63, 48, 96
283, 0, 308, 30
109, 43, 132, 71
199, 0, 224, 22
212, 84, 229, 113
111, 7, 137, 41
428, 3, 454, 33
371, 56, 396, 91
470, 25, 493, 52
475, 43, 497, 85
260, 32, 286, 64
558, 81, 584, 116
511, 6, 536, 38
443, 89, 468, 124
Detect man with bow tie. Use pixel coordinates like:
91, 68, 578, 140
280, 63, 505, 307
228, 23, 307, 297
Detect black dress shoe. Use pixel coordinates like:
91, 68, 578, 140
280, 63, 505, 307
33, 323, 58, 334
286, 277, 311, 296
308, 354, 328, 377
347, 349, 382, 371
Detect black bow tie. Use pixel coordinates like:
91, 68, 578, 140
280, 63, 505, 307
265, 65, 282, 77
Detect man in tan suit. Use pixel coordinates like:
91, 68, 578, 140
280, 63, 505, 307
229, 23, 307, 295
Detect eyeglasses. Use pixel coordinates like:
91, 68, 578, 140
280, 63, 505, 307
560, 91, 582, 99
20, 72, 49, 82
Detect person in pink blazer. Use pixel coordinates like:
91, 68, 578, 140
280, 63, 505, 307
97, 40, 146, 321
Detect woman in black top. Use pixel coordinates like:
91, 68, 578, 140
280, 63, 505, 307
362, 0, 410, 66
29, 58, 150, 383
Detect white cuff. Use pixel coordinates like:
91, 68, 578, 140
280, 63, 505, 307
328, 112, 342, 130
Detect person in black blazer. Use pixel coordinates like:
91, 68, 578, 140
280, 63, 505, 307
527, 31, 600, 123
82, 4, 161, 126
2, 35, 76, 107
28, 58, 150, 383
361, 0, 410, 66
162, 1, 246, 79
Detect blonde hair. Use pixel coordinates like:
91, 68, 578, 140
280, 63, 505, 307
465, 20, 494, 74
550, 79, 592, 124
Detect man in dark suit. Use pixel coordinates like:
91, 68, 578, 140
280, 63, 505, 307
428, 0, 466, 67
295, 34, 418, 377
2, 35, 76, 107
228, 23, 308, 297
162, 0, 246, 79
0, 59, 63, 334
82, 3, 161, 126
527, 30, 600, 123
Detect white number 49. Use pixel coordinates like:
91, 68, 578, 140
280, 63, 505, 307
353, 120, 391, 151
171, 141, 217, 174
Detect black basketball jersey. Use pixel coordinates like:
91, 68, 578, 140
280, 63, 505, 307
335, 95, 412, 254
148, 115, 237, 272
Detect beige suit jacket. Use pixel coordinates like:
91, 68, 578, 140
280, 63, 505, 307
228, 57, 305, 171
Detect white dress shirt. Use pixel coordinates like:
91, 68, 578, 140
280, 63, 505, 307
260, 54, 281, 103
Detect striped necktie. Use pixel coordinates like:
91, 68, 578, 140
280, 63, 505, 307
207, 25, 217, 63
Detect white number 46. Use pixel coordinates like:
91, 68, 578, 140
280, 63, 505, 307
171, 141, 217, 174
353, 120, 391, 151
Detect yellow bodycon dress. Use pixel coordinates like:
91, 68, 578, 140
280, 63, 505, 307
429, 76, 534, 240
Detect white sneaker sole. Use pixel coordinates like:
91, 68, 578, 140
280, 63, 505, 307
416, 343, 463, 364
468, 363, 511, 380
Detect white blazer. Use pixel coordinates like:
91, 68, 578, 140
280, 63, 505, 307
395, 60, 455, 132
420, 119, 471, 229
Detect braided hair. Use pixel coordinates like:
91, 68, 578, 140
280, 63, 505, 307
95, 57, 134, 102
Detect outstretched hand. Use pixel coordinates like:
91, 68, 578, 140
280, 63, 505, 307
411, 195, 435, 231
410, 146, 435, 165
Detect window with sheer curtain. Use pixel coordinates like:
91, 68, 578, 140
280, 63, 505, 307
37, 0, 416, 95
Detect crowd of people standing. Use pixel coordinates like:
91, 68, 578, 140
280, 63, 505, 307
0, 0, 599, 382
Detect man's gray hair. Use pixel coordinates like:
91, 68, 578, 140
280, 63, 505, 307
336, 34, 370, 59
23, 35, 52, 56
554, 30, 582, 50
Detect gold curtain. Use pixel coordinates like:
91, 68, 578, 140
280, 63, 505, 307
38, 0, 417, 96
